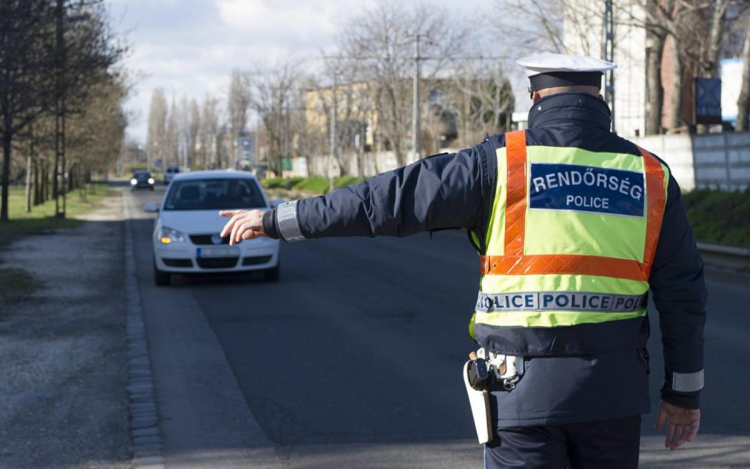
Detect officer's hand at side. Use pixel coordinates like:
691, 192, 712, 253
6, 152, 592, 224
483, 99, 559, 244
655, 400, 700, 450
219, 209, 266, 244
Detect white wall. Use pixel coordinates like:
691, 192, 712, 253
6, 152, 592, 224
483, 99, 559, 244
631, 134, 696, 190
632, 131, 750, 192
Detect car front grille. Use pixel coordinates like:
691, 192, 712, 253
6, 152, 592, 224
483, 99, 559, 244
242, 255, 272, 266
196, 257, 239, 269
190, 234, 230, 245
163, 258, 193, 268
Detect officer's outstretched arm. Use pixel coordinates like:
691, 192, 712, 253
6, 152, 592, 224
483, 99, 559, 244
261, 146, 491, 242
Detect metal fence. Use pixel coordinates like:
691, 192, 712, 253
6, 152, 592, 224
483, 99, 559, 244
633, 131, 750, 192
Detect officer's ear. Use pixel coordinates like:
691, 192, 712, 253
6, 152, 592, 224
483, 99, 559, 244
532, 92, 542, 103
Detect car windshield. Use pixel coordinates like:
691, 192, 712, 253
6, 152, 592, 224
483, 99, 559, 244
163, 178, 267, 211
134, 172, 150, 180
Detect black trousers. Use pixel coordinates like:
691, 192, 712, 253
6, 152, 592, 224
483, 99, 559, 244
483, 416, 641, 469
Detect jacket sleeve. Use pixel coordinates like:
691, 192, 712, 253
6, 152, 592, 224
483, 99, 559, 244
649, 173, 707, 409
262, 144, 493, 240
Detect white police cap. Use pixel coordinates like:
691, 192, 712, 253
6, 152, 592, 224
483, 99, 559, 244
516, 53, 616, 91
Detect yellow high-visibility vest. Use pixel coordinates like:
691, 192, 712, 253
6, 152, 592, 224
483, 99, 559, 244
472, 130, 669, 355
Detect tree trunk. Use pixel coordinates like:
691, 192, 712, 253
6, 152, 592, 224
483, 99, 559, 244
33, 159, 40, 206
705, 0, 728, 78
42, 166, 48, 201
737, 15, 750, 131
645, 29, 665, 135
1, 135, 10, 221
25, 154, 32, 213
666, 34, 684, 131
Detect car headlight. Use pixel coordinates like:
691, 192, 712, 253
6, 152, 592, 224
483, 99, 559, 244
148, 178, 155, 184
130, 178, 137, 185
157, 226, 186, 245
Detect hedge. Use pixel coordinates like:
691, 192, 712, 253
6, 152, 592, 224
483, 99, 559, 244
683, 189, 750, 247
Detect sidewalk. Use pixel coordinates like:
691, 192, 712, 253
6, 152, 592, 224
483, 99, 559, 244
0, 193, 130, 469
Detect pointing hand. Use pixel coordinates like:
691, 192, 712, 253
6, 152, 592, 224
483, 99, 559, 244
219, 209, 266, 245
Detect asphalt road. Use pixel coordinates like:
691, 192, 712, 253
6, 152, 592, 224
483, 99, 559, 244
126, 185, 750, 468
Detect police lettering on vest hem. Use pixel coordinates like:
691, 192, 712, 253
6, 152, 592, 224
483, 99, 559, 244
476, 291, 647, 313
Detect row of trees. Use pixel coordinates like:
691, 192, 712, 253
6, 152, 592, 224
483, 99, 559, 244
500, 0, 750, 133
140, 3, 516, 178
140, 0, 750, 180
0, 0, 127, 222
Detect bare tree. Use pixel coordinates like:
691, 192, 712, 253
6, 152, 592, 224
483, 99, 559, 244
249, 57, 301, 175
450, 60, 515, 147
737, 12, 750, 131
197, 95, 220, 169
228, 69, 251, 142
0, 0, 125, 221
189, 98, 200, 168
165, 96, 178, 167
146, 88, 167, 169
336, 2, 471, 167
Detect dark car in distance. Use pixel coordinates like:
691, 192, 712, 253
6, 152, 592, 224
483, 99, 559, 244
131, 170, 155, 191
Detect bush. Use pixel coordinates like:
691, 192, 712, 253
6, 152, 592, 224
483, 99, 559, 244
261, 175, 366, 195
262, 177, 285, 189
292, 177, 330, 194
683, 188, 750, 247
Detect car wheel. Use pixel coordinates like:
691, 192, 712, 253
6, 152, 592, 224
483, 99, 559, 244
150, 186, 154, 191
154, 261, 170, 286
263, 263, 280, 282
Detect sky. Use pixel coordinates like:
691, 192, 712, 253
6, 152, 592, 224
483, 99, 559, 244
109, 0, 527, 143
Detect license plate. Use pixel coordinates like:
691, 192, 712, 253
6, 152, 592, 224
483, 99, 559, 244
197, 246, 239, 258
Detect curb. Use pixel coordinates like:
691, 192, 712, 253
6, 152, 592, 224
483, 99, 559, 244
697, 241, 750, 258
123, 196, 165, 469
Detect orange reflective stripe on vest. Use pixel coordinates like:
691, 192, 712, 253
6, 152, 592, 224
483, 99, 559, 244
479, 130, 666, 282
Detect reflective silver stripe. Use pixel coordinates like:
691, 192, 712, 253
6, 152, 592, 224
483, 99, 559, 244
672, 370, 704, 393
276, 200, 305, 242
475, 291, 647, 313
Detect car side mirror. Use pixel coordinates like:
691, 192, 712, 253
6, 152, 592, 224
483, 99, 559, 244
143, 202, 160, 213
270, 199, 285, 208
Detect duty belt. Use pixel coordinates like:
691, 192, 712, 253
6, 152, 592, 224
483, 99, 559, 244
467, 348, 525, 391
475, 291, 647, 313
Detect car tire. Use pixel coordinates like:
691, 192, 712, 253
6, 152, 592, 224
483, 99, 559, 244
150, 186, 154, 191
263, 263, 280, 282
154, 261, 170, 286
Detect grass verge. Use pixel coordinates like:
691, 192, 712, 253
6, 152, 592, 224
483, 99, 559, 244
0, 183, 115, 245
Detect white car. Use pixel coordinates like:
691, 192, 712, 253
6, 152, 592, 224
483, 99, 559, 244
149, 171, 280, 286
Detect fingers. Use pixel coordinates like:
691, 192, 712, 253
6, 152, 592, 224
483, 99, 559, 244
230, 216, 243, 245
670, 425, 685, 450
665, 422, 676, 449
235, 220, 259, 243
220, 212, 243, 238
240, 229, 261, 240
655, 407, 667, 431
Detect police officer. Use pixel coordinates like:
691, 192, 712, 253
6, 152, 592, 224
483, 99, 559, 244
219, 53, 706, 468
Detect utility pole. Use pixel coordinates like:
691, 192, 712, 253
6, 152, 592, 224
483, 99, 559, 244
329, 71, 338, 193
412, 33, 421, 160
604, 0, 616, 133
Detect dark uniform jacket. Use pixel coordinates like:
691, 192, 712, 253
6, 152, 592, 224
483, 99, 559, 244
262, 92, 707, 426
